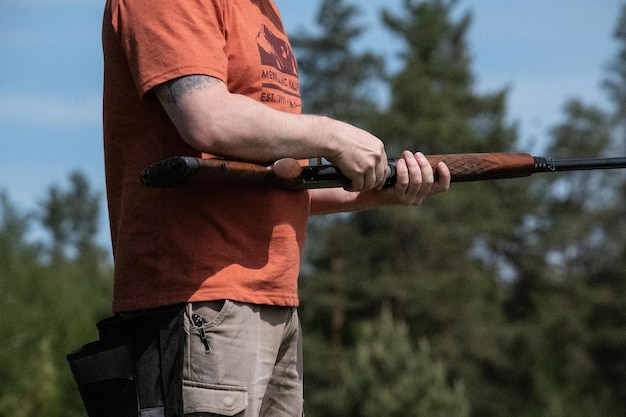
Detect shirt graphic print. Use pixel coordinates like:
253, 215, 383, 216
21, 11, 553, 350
256, 24, 301, 110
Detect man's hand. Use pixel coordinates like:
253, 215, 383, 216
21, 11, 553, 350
397, 150, 451, 205
308, 151, 451, 216
318, 118, 389, 192
374, 151, 451, 206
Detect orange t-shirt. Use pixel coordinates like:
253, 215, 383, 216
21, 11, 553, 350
102, 0, 308, 312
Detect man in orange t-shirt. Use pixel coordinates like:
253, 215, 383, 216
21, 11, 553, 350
98, 0, 450, 416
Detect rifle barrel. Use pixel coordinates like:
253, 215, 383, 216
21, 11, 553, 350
533, 156, 626, 173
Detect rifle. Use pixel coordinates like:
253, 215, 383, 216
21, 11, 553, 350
140, 153, 626, 190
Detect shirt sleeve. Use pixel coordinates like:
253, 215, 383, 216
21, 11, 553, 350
111, 0, 229, 98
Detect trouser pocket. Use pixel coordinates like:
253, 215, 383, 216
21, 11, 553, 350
183, 300, 248, 416
183, 382, 247, 416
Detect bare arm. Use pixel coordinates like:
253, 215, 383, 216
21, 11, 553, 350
153, 75, 388, 191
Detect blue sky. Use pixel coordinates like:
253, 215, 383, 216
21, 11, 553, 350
0, 0, 623, 246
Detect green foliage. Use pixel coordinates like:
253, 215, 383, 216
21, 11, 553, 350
298, 1, 626, 417
2, 2, 626, 417
0, 173, 112, 417
40, 171, 102, 263
340, 308, 470, 417
378, 0, 514, 155
603, 5, 626, 123
290, 0, 385, 124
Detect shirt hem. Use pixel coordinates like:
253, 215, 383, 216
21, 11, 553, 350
112, 292, 299, 313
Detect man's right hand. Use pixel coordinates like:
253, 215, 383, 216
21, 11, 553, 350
319, 117, 389, 192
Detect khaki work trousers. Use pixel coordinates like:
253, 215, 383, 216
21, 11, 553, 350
183, 300, 304, 417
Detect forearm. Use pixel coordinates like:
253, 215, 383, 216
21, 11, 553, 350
156, 78, 330, 162
189, 98, 338, 162
154, 75, 389, 191
309, 188, 390, 215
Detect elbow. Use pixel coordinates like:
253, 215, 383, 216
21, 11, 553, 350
177, 112, 232, 156
154, 76, 239, 154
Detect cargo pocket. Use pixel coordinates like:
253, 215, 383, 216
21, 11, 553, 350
183, 381, 247, 416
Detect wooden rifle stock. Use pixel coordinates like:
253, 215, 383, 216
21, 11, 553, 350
140, 153, 626, 190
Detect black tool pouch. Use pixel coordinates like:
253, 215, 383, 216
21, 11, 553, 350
67, 304, 185, 417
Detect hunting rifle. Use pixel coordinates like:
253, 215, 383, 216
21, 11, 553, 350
140, 153, 626, 190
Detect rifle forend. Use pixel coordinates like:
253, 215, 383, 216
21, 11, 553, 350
140, 153, 626, 190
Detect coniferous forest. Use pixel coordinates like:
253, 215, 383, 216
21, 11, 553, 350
2, 1, 626, 416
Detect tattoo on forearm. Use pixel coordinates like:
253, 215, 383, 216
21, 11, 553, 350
163, 75, 220, 104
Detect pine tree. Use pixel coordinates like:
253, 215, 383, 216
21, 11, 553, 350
40, 171, 102, 263
290, 0, 384, 124
0, 174, 112, 417
499, 5, 626, 416
340, 308, 470, 417
345, 2, 528, 415
298, 1, 532, 416
497, 101, 626, 417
